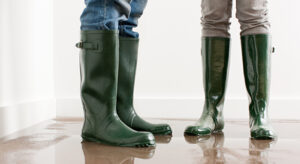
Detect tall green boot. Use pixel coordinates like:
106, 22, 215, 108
241, 34, 277, 140
184, 37, 230, 136
77, 30, 155, 147
116, 37, 172, 135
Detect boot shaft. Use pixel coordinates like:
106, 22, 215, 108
201, 37, 230, 130
241, 34, 272, 117
78, 30, 120, 119
117, 37, 139, 107
201, 37, 230, 109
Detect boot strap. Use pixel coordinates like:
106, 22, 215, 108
75, 41, 102, 51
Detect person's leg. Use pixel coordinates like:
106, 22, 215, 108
236, 0, 277, 139
118, 0, 147, 38
77, 0, 155, 147
201, 0, 233, 38
80, 0, 131, 30
185, 0, 232, 136
236, 0, 270, 36
116, 0, 172, 135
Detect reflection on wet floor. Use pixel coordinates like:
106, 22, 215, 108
185, 133, 277, 164
81, 141, 155, 164
186, 133, 227, 163
81, 135, 173, 164
0, 118, 299, 164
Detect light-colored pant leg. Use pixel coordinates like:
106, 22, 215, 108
201, 0, 232, 38
236, 0, 270, 36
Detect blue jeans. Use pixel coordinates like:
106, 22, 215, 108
80, 0, 147, 38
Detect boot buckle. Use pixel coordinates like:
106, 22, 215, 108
75, 42, 83, 48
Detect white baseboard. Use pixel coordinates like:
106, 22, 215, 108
56, 97, 300, 120
0, 99, 56, 138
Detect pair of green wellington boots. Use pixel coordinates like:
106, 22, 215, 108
76, 30, 172, 147
185, 34, 277, 140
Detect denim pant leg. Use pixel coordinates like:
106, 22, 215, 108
80, 0, 131, 31
119, 0, 148, 38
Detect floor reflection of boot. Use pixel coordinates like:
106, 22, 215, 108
185, 133, 225, 164
248, 139, 276, 164
154, 135, 172, 144
81, 141, 155, 164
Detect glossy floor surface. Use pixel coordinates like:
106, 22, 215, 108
0, 118, 300, 164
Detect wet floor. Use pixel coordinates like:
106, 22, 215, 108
0, 118, 299, 164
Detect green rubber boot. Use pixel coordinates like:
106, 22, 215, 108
77, 30, 155, 147
184, 37, 230, 136
241, 34, 277, 140
116, 37, 172, 135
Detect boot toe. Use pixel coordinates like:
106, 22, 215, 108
251, 128, 277, 140
184, 126, 212, 136
151, 124, 172, 135
131, 132, 156, 147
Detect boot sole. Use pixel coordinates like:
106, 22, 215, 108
152, 130, 173, 136
81, 135, 156, 148
184, 132, 210, 136
184, 130, 223, 136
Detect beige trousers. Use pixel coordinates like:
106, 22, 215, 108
201, 0, 270, 37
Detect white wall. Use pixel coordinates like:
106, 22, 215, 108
0, 0, 56, 137
54, 0, 300, 119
